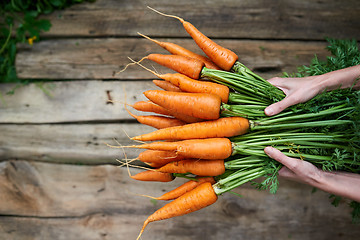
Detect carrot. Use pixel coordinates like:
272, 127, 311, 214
148, 7, 238, 71
131, 170, 174, 182
131, 116, 249, 141
128, 138, 233, 160
138, 150, 186, 164
131, 100, 202, 123
136, 182, 217, 240
153, 80, 182, 92
158, 159, 225, 176
144, 90, 222, 120
153, 176, 216, 200
138, 32, 221, 70
135, 60, 229, 103
147, 53, 205, 80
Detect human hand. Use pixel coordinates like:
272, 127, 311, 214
264, 76, 322, 116
264, 146, 322, 186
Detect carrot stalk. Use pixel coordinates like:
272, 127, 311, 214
158, 159, 226, 176
153, 80, 183, 92
147, 6, 238, 71
131, 116, 249, 141
137, 182, 218, 240
138, 32, 221, 70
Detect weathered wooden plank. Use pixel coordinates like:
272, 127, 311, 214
0, 160, 359, 240
0, 81, 153, 123
0, 123, 151, 163
41, 0, 360, 40
16, 38, 330, 80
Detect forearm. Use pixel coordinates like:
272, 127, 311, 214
315, 65, 360, 92
313, 171, 360, 202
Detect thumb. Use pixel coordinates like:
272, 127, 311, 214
264, 96, 294, 116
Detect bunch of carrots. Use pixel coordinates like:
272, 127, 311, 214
118, 7, 360, 239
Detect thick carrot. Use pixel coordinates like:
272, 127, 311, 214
148, 7, 238, 71
138, 32, 221, 70
159, 72, 229, 103
126, 107, 185, 129
154, 176, 215, 200
131, 170, 174, 182
158, 159, 225, 176
131, 100, 202, 123
131, 116, 249, 141
144, 90, 222, 120
129, 138, 233, 160
137, 182, 217, 240
153, 80, 182, 92
147, 53, 205, 80
138, 150, 186, 164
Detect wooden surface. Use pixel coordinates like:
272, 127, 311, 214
1, 0, 360, 239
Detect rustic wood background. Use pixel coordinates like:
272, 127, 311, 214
1, 0, 360, 239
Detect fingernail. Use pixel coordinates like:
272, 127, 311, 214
264, 146, 273, 155
264, 107, 274, 116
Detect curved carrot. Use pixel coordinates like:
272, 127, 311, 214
137, 182, 217, 240
138, 32, 221, 70
126, 105, 185, 129
148, 7, 238, 71
159, 73, 229, 103
147, 54, 205, 80
138, 150, 186, 164
131, 170, 174, 182
158, 159, 225, 176
144, 90, 222, 120
131, 100, 202, 123
131, 116, 250, 141
128, 138, 233, 160
155, 176, 215, 200
153, 80, 182, 92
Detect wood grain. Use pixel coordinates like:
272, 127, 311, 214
15, 38, 329, 80
0, 160, 359, 240
41, 0, 360, 40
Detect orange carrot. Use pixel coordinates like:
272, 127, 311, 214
132, 116, 250, 141
148, 7, 238, 71
131, 170, 174, 182
129, 138, 233, 160
159, 73, 229, 103
158, 159, 225, 176
137, 182, 217, 240
147, 54, 205, 80
126, 107, 185, 129
154, 176, 215, 200
153, 80, 183, 92
131, 100, 202, 123
138, 32, 221, 70
138, 150, 186, 164
144, 90, 222, 120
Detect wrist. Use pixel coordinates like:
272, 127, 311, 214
316, 65, 360, 91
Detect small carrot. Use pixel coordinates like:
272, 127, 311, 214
154, 176, 216, 200
138, 150, 186, 164
131, 170, 174, 182
138, 32, 221, 70
158, 159, 225, 176
131, 116, 250, 141
147, 53, 205, 80
128, 138, 233, 160
131, 100, 202, 123
148, 7, 238, 71
134, 59, 229, 103
153, 80, 182, 92
144, 90, 222, 120
136, 182, 218, 240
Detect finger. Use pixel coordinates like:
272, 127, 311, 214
264, 146, 301, 171
264, 97, 295, 116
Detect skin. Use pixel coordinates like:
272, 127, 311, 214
264, 65, 360, 201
